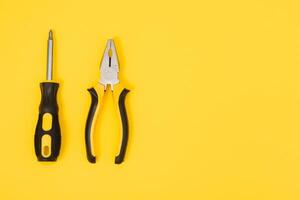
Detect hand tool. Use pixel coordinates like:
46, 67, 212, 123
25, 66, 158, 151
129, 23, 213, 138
85, 39, 130, 164
34, 30, 61, 161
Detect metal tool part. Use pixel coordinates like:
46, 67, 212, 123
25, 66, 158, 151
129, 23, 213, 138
47, 30, 53, 80
99, 39, 120, 90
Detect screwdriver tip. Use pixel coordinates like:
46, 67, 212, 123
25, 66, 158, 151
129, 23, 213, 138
49, 30, 53, 39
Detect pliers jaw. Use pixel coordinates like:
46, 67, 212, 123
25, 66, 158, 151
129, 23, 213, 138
99, 39, 120, 90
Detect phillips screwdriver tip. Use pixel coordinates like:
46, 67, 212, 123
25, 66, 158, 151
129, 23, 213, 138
47, 30, 54, 80
49, 30, 53, 39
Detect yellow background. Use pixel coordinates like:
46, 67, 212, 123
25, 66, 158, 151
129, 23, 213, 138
0, 0, 300, 199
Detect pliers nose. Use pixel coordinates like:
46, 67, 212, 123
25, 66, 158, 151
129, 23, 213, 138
100, 39, 120, 90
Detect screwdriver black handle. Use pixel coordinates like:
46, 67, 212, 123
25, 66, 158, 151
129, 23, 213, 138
34, 82, 61, 161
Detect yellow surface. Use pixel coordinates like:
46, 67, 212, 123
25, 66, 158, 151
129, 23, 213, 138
0, 0, 300, 199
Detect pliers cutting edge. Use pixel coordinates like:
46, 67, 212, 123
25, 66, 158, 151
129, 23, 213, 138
85, 39, 130, 164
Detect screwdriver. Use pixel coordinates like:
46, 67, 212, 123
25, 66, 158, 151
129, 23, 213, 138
34, 30, 61, 161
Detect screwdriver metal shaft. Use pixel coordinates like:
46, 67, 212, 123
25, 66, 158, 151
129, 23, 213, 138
47, 30, 53, 80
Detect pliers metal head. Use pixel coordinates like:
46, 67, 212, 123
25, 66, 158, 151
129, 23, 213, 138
99, 39, 120, 90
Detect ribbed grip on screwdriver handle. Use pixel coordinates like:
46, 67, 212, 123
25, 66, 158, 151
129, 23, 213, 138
34, 82, 61, 161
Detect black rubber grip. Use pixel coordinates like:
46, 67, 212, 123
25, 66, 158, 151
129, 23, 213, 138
85, 88, 98, 163
115, 88, 130, 164
34, 82, 61, 161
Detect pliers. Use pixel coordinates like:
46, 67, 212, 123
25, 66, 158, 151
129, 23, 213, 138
85, 39, 130, 164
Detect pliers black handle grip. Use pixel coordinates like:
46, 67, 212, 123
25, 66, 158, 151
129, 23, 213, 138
85, 88, 98, 163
